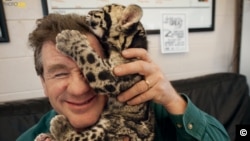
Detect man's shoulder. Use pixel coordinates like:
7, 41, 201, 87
16, 110, 56, 141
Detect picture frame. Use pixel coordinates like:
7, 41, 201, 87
0, 0, 9, 42
41, 0, 215, 34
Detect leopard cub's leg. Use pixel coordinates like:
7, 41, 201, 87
34, 133, 55, 141
50, 115, 73, 141
55, 30, 118, 94
56, 29, 90, 58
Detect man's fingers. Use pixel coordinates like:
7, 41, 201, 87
118, 80, 149, 102
114, 61, 153, 76
122, 48, 151, 62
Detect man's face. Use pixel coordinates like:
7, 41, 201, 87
40, 33, 107, 130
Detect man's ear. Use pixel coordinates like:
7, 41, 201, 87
120, 4, 143, 29
40, 76, 48, 96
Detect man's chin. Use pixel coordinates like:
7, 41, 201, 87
68, 115, 100, 131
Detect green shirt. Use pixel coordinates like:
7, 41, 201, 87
17, 95, 230, 141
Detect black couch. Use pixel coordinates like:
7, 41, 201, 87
0, 73, 250, 141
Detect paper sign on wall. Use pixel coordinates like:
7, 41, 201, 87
161, 13, 189, 53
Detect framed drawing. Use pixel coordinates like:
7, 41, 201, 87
41, 0, 215, 34
0, 0, 9, 42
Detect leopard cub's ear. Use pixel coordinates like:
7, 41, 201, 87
120, 4, 143, 29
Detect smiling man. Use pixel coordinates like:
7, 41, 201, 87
17, 13, 230, 141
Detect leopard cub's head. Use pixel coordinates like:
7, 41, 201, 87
86, 3, 147, 50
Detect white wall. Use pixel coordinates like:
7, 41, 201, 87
0, 0, 237, 102
240, 0, 250, 89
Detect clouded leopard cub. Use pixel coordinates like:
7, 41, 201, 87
35, 4, 154, 141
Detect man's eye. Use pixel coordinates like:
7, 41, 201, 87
54, 73, 69, 78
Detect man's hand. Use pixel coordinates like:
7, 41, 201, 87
114, 48, 187, 115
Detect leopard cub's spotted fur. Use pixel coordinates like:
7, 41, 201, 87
35, 4, 154, 141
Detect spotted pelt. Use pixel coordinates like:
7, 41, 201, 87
35, 3, 154, 141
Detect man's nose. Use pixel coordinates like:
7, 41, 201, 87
67, 74, 90, 96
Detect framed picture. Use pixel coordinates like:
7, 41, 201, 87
0, 0, 9, 42
41, 0, 215, 34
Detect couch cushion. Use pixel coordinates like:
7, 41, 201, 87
0, 98, 52, 141
171, 73, 250, 140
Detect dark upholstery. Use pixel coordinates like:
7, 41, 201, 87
171, 73, 250, 140
0, 73, 249, 141
0, 98, 51, 141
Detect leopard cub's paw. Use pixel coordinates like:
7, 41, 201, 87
34, 133, 54, 141
50, 115, 71, 138
56, 29, 90, 56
